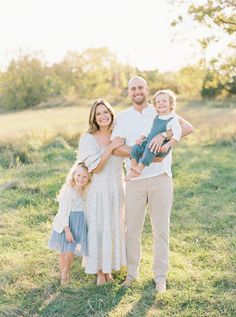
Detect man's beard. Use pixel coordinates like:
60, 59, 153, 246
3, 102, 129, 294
133, 95, 147, 105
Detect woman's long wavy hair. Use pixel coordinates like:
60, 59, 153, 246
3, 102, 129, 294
87, 99, 115, 134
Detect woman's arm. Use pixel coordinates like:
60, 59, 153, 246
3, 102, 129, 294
112, 144, 131, 157
92, 137, 125, 173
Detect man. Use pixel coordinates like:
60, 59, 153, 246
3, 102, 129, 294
112, 76, 193, 293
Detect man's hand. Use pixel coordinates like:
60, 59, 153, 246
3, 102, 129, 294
148, 134, 165, 153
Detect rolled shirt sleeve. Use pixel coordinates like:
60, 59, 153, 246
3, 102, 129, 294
167, 117, 182, 142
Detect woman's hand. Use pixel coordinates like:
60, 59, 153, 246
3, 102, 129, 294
65, 227, 75, 243
110, 137, 125, 150
148, 134, 165, 153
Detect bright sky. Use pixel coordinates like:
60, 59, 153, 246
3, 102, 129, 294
0, 0, 225, 72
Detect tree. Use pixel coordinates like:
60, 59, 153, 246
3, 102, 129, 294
201, 56, 236, 97
62, 47, 131, 102
171, 0, 236, 97
171, 0, 236, 36
187, 0, 236, 35
175, 65, 205, 97
1, 55, 50, 109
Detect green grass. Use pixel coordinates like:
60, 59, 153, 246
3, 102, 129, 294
0, 99, 235, 316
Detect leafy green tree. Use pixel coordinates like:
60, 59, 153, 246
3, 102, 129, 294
175, 65, 206, 97
137, 69, 180, 96
171, 0, 236, 36
171, 0, 236, 97
187, 0, 236, 35
1, 55, 49, 109
61, 47, 132, 102
201, 56, 236, 97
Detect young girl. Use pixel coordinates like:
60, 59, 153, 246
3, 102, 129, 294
48, 161, 91, 284
125, 89, 182, 181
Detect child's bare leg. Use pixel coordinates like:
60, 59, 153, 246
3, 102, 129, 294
130, 158, 138, 168
125, 169, 140, 181
61, 252, 74, 284
125, 158, 140, 181
59, 253, 66, 274
131, 163, 145, 175
64, 252, 74, 273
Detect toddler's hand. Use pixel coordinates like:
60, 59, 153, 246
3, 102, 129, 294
136, 135, 145, 145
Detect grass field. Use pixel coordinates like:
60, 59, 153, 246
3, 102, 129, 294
0, 98, 235, 317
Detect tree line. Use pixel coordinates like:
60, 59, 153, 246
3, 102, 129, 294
0, 46, 235, 110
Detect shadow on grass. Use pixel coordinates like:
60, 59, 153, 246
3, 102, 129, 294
124, 280, 157, 317
43, 285, 124, 316
0, 272, 158, 317
0, 261, 128, 317
37, 278, 128, 317
40, 279, 159, 317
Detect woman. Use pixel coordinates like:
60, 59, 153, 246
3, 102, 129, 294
78, 99, 126, 285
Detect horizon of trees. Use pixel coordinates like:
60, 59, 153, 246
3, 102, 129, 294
0, 46, 235, 111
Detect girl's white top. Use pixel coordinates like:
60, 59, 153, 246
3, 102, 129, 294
52, 185, 84, 233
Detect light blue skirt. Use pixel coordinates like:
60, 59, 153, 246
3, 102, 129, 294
48, 211, 88, 256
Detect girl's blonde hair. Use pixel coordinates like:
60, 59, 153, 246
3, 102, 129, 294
58, 161, 91, 201
87, 98, 115, 134
152, 89, 177, 112
66, 161, 91, 187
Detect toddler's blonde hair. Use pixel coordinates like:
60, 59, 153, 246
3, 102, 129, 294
152, 89, 177, 112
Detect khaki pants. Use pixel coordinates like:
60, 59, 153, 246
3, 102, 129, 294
125, 173, 173, 281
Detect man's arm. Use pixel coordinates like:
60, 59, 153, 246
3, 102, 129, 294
175, 115, 194, 138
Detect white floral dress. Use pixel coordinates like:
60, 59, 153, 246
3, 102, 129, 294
78, 133, 126, 273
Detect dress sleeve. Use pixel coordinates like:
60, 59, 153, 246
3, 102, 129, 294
77, 133, 101, 172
